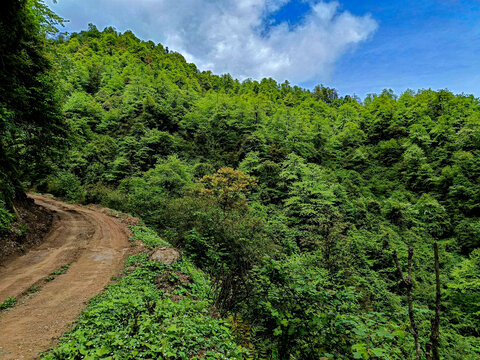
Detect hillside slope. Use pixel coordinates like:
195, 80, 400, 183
40, 26, 480, 359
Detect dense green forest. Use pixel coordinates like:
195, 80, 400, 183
0, 0, 65, 232
2, 1, 480, 359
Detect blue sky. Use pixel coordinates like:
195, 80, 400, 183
51, 0, 480, 99
329, 0, 480, 98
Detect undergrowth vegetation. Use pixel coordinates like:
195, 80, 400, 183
0, 201, 15, 235
130, 225, 171, 249
42, 227, 248, 360
0, 296, 17, 311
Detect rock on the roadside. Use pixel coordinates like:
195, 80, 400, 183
150, 248, 181, 266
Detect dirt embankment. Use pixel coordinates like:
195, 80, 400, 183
0, 197, 53, 265
0, 195, 131, 360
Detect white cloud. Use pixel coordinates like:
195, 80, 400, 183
54, 0, 378, 84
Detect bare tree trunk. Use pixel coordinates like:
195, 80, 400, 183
426, 242, 441, 360
393, 248, 422, 360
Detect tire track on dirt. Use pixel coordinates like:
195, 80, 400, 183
0, 195, 130, 360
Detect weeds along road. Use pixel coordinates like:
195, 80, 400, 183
0, 195, 131, 360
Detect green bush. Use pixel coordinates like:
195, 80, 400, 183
129, 225, 170, 249
164, 194, 271, 311
0, 296, 17, 311
455, 219, 480, 254
47, 171, 86, 202
85, 183, 128, 211
243, 254, 410, 359
0, 200, 15, 235
446, 249, 480, 337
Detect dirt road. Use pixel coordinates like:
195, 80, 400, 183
0, 195, 131, 359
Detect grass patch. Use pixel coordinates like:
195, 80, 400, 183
27, 285, 41, 293
44, 264, 71, 282
0, 296, 17, 311
50, 263, 71, 276
129, 225, 170, 249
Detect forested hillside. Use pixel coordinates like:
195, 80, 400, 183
35, 25, 480, 359
2, 5, 480, 359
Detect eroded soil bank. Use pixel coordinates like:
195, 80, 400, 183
0, 196, 53, 266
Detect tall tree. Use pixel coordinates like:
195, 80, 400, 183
0, 0, 66, 206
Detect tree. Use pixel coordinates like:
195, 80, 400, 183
446, 249, 480, 337
199, 167, 256, 212
0, 0, 66, 206
392, 244, 441, 360
313, 84, 338, 104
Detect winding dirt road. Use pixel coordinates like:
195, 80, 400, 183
0, 195, 131, 359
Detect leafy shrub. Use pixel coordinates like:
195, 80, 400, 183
407, 194, 450, 237
243, 255, 410, 359
165, 194, 271, 311
0, 296, 17, 311
455, 219, 480, 254
447, 249, 480, 337
0, 200, 15, 235
129, 225, 170, 249
47, 171, 86, 202
85, 183, 127, 211
118, 155, 194, 225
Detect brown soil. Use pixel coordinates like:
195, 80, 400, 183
85, 204, 140, 227
0, 195, 131, 360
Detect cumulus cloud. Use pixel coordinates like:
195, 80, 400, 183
54, 0, 377, 83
